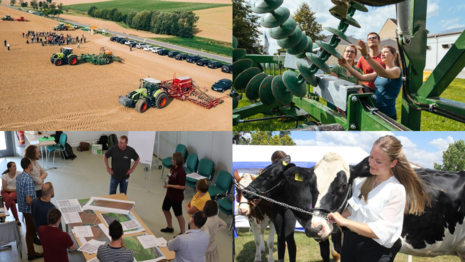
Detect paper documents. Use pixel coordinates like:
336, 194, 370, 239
137, 235, 159, 249
74, 226, 94, 238
60, 206, 83, 213
29, 140, 39, 145
62, 212, 82, 224
186, 172, 206, 180
57, 199, 81, 208
83, 197, 135, 214
78, 239, 105, 254
100, 211, 145, 233
86, 258, 99, 262
123, 234, 166, 262
122, 220, 141, 231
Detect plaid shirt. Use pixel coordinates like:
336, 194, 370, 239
16, 171, 36, 214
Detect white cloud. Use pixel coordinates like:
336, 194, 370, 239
428, 136, 455, 150
440, 18, 460, 28
446, 24, 465, 30
427, 1, 440, 18
294, 132, 444, 168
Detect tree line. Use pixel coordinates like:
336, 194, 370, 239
88, 6, 199, 38
9, 0, 65, 18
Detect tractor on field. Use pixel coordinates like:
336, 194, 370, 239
16, 17, 28, 21
119, 76, 225, 112
54, 23, 75, 31
119, 78, 170, 113
2, 15, 14, 21
50, 47, 78, 66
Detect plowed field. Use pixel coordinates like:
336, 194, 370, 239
0, 6, 232, 131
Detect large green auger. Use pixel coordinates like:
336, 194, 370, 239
233, 0, 368, 108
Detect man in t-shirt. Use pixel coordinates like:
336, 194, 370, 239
104, 135, 140, 195
356, 32, 386, 91
16, 158, 43, 260
167, 211, 210, 262
32, 182, 61, 237
97, 220, 134, 262
39, 209, 75, 262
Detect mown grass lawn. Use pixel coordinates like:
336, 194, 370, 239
235, 228, 460, 262
65, 0, 230, 14
234, 78, 465, 131
152, 36, 231, 58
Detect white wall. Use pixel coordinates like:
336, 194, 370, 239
426, 34, 464, 78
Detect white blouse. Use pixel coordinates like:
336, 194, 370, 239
347, 176, 406, 248
1, 171, 21, 190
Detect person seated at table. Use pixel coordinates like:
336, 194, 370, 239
24, 145, 47, 198
167, 211, 210, 262
97, 220, 134, 262
202, 200, 227, 262
1, 161, 21, 226
329, 44, 364, 116
161, 152, 187, 234
38, 208, 75, 262
186, 179, 211, 217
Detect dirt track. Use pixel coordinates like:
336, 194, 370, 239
0, 6, 232, 131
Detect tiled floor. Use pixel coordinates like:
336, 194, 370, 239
0, 150, 233, 262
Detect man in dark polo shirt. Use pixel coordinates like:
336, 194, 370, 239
39, 208, 76, 262
104, 135, 140, 195
31, 182, 61, 242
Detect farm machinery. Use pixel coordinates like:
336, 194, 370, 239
51, 47, 122, 66
119, 76, 225, 113
233, 0, 465, 131
2, 15, 14, 21
54, 23, 76, 31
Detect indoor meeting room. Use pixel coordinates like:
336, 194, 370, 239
0, 131, 233, 262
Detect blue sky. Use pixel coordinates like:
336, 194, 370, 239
287, 131, 465, 169
245, 0, 465, 54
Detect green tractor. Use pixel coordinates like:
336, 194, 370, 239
50, 47, 78, 66
119, 78, 169, 113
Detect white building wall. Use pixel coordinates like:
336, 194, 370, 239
426, 34, 464, 78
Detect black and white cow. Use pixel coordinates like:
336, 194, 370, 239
244, 154, 465, 261
242, 153, 352, 262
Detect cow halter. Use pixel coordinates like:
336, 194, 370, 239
247, 179, 285, 196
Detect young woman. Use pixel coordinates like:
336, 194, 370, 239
328, 135, 430, 262
271, 150, 297, 262
330, 44, 364, 116
202, 200, 227, 262
1, 162, 21, 225
24, 145, 47, 198
161, 152, 186, 234
339, 40, 402, 120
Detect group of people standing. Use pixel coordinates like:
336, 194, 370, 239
23, 31, 86, 47
330, 32, 403, 120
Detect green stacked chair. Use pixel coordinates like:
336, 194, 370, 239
217, 196, 233, 236
208, 170, 232, 201
186, 158, 214, 190
184, 153, 198, 174
161, 144, 187, 178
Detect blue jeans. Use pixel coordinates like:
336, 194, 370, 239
109, 176, 129, 195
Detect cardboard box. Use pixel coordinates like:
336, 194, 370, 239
92, 144, 102, 155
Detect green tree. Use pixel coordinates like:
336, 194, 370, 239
57, 3, 62, 10
87, 5, 97, 16
38, 1, 43, 9
251, 132, 270, 145
126, 11, 137, 27
49, 1, 55, 9
292, 3, 325, 41
31, 0, 38, 9
46, 0, 51, 3
434, 140, 465, 171
279, 131, 291, 138
10, 0, 16, 6
270, 135, 281, 145
233, 0, 264, 54
281, 134, 295, 145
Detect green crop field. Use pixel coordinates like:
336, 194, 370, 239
65, 0, 231, 14
152, 36, 232, 58
234, 77, 465, 131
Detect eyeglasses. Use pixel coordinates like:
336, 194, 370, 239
345, 50, 356, 54
368, 37, 378, 41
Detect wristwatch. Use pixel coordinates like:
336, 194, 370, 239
364, 54, 370, 60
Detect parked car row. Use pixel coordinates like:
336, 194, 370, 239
109, 36, 232, 75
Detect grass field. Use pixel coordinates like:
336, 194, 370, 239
152, 36, 231, 57
65, 0, 230, 14
233, 77, 465, 131
235, 228, 460, 262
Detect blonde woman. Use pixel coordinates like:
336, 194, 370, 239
328, 135, 430, 262
339, 40, 402, 120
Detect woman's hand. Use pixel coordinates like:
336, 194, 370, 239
338, 58, 349, 68
357, 40, 368, 57
163, 185, 169, 189
327, 212, 348, 227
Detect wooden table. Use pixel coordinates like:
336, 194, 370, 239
24, 131, 57, 169
70, 193, 175, 261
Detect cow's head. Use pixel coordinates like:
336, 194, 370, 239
234, 170, 257, 216
308, 155, 373, 240
243, 155, 320, 238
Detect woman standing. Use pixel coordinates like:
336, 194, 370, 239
271, 150, 297, 262
202, 200, 227, 262
24, 145, 47, 198
328, 135, 430, 262
338, 40, 402, 120
161, 152, 187, 234
1, 162, 21, 226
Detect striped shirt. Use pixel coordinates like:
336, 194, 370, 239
97, 244, 134, 262
16, 171, 36, 214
